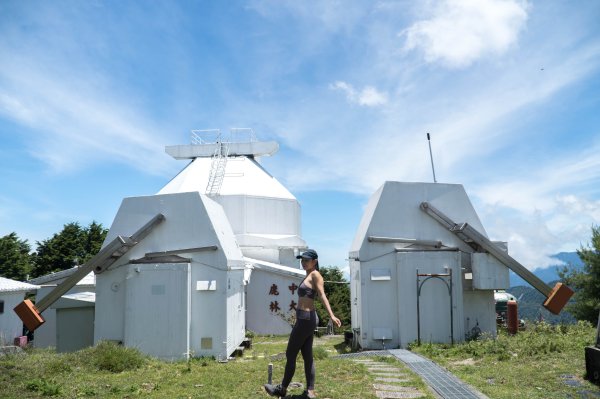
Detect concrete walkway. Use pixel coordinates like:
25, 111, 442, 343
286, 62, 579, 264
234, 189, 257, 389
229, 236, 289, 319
352, 357, 427, 398
337, 350, 489, 399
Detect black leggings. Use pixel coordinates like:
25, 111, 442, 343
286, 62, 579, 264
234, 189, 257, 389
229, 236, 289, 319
282, 309, 318, 390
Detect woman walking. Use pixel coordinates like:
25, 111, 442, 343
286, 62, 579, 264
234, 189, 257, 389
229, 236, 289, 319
264, 249, 342, 399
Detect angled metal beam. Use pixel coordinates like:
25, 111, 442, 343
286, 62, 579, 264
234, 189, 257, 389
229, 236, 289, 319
14, 214, 165, 330
453, 222, 551, 296
34, 235, 132, 313
420, 202, 573, 314
421, 202, 550, 295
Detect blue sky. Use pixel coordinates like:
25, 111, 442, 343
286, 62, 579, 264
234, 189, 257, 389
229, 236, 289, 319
1, 0, 600, 273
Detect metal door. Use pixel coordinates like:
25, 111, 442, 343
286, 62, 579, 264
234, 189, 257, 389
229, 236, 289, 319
124, 263, 189, 360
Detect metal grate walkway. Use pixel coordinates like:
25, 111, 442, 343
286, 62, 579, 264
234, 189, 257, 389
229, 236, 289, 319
388, 349, 487, 399
334, 350, 391, 359
336, 349, 488, 398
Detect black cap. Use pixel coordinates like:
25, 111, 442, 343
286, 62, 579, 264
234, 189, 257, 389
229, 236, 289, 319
296, 249, 318, 260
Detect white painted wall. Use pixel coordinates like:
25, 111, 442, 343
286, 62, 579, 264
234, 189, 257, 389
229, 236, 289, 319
397, 251, 464, 347
124, 263, 189, 360
96, 192, 246, 360
0, 292, 26, 345
350, 182, 488, 260
350, 181, 507, 350
462, 290, 496, 338
189, 260, 228, 359
56, 307, 94, 353
157, 155, 306, 266
225, 269, 246, 357
217, 195, 301, 236
245, 262, 304, 335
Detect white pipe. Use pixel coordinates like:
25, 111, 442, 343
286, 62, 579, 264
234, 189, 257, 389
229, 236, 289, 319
427, 133, 437, 183
186, 262, 191, 359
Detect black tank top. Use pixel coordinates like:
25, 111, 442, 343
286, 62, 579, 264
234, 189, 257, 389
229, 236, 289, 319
298, 281, 316, 299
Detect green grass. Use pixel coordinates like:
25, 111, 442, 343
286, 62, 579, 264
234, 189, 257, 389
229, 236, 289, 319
410, 321, 600, 398
1, 324, 598, 398
0, 336, 389, 398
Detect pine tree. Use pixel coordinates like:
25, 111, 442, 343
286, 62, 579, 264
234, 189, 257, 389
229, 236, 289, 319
0, 232, 33, 280
559, 225, 600, 324
316, 266, 350, 329
31, 221, 108, 278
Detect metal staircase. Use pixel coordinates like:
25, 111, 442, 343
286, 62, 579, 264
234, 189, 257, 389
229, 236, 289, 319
189, 128, 257, 196
205, 141, 229, 196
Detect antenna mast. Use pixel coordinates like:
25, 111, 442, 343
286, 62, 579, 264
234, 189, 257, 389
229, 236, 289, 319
427, 133, 437, 183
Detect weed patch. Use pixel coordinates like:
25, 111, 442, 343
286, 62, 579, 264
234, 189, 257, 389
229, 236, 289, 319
313, 346, 329, 360
25, 378, 62, 396
81, 341, 146, 372
411, 321, 598, 399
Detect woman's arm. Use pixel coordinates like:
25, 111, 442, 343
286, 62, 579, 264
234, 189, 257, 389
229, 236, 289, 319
313, 272, 342, 328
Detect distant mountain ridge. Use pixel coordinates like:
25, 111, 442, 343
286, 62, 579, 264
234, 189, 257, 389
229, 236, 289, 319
509, 252, 583, 287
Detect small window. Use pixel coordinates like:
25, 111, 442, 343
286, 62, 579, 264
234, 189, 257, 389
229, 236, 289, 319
0, 300, 4, 314
196, 280, 217, 291
370, 268, 391, 281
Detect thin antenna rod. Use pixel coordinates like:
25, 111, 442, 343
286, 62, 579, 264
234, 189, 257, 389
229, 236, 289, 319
427, 133, 437, 183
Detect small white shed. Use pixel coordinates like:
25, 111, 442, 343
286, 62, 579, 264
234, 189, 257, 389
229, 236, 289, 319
29, 268, 95, 349
0, 277, 39, 345
52, 291, 95, 352
349, 182, 509, 349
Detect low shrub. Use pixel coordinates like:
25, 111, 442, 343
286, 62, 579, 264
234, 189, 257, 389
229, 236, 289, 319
25, 378, 62, 396
313, 346, 329, 360
81, 341, 146, 372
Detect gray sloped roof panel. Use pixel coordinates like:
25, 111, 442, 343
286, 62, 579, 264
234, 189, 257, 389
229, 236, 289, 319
0, 276, 40, 293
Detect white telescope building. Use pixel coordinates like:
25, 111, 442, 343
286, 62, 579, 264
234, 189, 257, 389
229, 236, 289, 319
350, 182, 510, 350
93, 130, 307, 360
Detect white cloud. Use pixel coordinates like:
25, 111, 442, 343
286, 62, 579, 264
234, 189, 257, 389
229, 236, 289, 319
0, 71, 171, 175
472, 144, 600, 269
483, 208, 565, 269
476, 194, 600, 271
330, 81, 388, 107
402, 0, 529, 68
0, 5, 179, 177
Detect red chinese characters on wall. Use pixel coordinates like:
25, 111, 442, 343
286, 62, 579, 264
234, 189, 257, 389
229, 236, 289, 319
268, 281, 301, 312
269, 284, 279, 296
269, 301, 280, 312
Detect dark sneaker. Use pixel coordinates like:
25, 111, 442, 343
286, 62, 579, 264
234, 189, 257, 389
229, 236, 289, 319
264, 384, 287, 397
